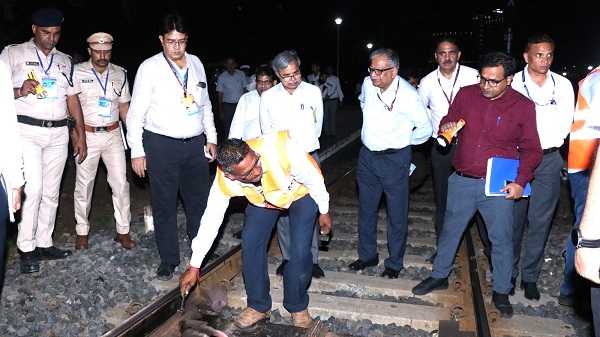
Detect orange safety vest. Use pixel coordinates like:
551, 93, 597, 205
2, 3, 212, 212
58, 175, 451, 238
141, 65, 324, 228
217, 131, 322, 209
568, 66, 600, 173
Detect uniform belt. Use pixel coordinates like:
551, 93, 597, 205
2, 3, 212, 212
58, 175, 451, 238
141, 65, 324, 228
158, 133, 200, 142
371, 148, 398, 155
455, 171, 484, 179
17, 115, 68, 128
85, 121, 119, 133
543, 147, 559, 155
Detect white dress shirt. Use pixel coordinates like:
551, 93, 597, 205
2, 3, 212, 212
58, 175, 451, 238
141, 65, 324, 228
259, 81, 323, 152
418, 64, 479, 136
359, 76, 432, 151
127, 52, 217, 158
229, 90, 262, 140
323, 75, 344, 102
511, 66, 575, 149
188, 137, 329, 268
216, 69, 248, 103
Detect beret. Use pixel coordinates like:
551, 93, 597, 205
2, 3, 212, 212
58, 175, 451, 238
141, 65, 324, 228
31, 7, 64, 27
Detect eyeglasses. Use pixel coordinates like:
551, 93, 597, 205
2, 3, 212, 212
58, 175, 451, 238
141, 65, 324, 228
164, 38, 188, 46
368, 67, 394, 76
235, 153, 262, 181
279, 70, 301, 81
477, 74, 506, 88
256, 79, 274, 85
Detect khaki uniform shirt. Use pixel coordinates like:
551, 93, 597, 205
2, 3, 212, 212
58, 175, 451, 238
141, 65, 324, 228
74, 60, 131, 126
0, 38, 80, 120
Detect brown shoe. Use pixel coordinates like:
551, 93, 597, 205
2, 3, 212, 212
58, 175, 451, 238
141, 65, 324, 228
291, 308, 313, 328
235, 307, 270, 329
75, 235, 89, 250
114, 233, 137, 249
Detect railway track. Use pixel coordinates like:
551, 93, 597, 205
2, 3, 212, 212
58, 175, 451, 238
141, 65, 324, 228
102, 137, 575, 337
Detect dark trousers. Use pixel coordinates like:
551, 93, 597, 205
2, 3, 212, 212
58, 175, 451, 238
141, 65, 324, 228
243, 195, 317, 313
0, 182, 8, 292
512, 151, 563, 282
323, 99, 338, 136
222, 102, 237, 137
356, 145, 411, 271
143, 130, 210, 266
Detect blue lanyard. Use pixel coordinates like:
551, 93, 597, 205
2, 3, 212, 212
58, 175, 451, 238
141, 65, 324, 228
162, 52, 189, 97
91, 68, 110, 96
522, 71, 556, 106
35, 49, 54, 76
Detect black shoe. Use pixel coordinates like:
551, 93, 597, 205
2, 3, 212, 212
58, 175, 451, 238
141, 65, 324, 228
156, 262, 177, 281
276, 260, 288, 276
19, 251, 40, 274
381, 267, 400, 279
509, 277, 516, 296
348, 257, 379, 271
36, 246, 72, 260
492, 291, 513, 318
520, 281, 540, 301
412, 276, 449, 295
558, 293, 576, 307
312, 264, 325, 279
425, 252, 437, 264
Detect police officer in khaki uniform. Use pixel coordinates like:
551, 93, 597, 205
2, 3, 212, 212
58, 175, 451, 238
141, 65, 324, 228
72, 32, 135, 250
0, 7, 87, 274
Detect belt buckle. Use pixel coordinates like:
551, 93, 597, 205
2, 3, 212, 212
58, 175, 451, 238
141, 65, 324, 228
46, 121, 53, 127
96, 126, 108, 133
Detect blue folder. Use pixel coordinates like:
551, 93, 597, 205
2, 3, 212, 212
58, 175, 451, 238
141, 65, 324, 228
485, 157, 531, 197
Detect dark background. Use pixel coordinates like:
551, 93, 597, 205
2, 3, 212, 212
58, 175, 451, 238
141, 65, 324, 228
1, 0, 599, 92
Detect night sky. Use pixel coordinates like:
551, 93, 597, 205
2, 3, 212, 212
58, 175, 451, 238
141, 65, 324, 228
1, 0, 599, 87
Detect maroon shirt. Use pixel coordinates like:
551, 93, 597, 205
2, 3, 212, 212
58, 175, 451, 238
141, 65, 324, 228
440, 84, 542, 188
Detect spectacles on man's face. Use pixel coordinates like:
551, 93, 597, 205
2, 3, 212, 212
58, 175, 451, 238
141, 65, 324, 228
256, 79, 274, 86
164, 38, 188, 47
279, 70, 301, 81
368, 67, 394, 76
477, 74, 506, 88
235, 153, 262, 181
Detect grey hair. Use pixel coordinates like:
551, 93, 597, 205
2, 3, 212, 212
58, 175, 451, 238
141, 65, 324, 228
272, 50, 301, 72
369, 48, 400, 68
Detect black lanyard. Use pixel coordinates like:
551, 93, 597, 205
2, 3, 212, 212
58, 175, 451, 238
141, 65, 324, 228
377, 80, 399, 111
522, 71, 556, 106
437, 64, 460, 105
162, 52, 189, 97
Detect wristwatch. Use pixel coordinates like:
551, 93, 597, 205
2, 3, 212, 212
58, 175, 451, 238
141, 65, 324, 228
571, 228, 600, 249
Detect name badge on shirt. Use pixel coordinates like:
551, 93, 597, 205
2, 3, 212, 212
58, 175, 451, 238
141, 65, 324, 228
182, 94, 199, 116
42, 77, 58, 100
98, 97, 112, 117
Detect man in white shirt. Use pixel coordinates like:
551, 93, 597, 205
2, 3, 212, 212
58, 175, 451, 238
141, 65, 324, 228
217, 57, 248, 135
351, 48, 432, 279
127, 13, 217, 281
229, 66, 277, 140
510, 34, 574, 300
259, 50, 325, 278
321, 66, 344, 136
418, 37, 479, 246
307, 63, 321, 86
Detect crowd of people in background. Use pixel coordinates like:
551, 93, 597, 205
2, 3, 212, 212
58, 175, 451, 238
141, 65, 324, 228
2, 6, 600, 334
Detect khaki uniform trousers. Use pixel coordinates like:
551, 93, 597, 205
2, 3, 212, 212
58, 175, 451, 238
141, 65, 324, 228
17, 124, 68, 252
74, 128, 130, 235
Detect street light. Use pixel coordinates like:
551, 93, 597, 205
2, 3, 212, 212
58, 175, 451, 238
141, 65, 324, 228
367, 43, 373, 60
335, 18, 342, 78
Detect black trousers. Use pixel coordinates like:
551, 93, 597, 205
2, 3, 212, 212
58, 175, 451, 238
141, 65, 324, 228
143, 130, 210, 265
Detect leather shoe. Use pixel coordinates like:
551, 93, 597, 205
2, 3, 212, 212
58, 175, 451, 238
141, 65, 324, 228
412, 276, 449, 295
19, 250, 40, 274
312, 264, 325, 278
276, 260, 288, 276
509, 277, 516, 296
114, 233, 137, 249
156, 262, 177, 281
75, 235, 89, 250
381, 267, 400, 279
36, 246, 72, 260
348, 257, 379, 271
492, 291, 513, 318
558, 293, 576, 307
520, 281, 540, 301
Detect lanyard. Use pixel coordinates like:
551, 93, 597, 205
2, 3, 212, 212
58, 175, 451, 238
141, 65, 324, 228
436, 64, 460, 105
162, 52, 188, 97
522, 71, 556, 106
91, 68, 109, 96
377, 80, 399, 111
35, 49, 54, 76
